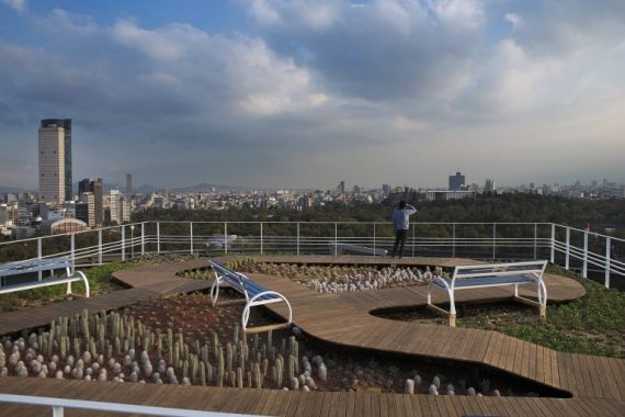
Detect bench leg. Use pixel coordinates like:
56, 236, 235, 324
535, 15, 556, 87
449, 314, 456, 328
66, 281, 72, 296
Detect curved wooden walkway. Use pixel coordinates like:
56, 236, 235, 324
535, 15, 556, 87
1, 255, 623, 417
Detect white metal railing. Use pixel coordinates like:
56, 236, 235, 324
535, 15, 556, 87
0, 394, 271, 417
0, 221, 623, 288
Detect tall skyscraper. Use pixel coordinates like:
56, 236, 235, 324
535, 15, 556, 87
338, 181, 345, 194
78, 178, 103, 227
449, 172, 466, 191
126, 173, 133, 195
39, 119, 72, 202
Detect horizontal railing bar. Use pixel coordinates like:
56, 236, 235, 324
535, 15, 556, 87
0, 394, 269, 417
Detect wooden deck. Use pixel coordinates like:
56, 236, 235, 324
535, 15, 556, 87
0, 255, 623, 417
1, 377, 624, 417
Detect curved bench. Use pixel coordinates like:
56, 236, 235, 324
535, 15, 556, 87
427, 260, 548, 327
0, 257, 90, 298
208, 260, 293, 333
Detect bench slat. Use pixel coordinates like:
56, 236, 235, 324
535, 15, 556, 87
433, 273, 537, 289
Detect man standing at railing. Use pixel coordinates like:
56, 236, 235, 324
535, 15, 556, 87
391, 200, 417, 258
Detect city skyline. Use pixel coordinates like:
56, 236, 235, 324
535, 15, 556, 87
1, 1, 625, 189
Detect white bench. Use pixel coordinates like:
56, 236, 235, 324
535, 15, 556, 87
0, 257, 90, 298
208, 260, 293, 333
427, 260, 548, 327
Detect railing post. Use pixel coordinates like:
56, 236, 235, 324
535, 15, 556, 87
565, 227, 570, 270
98, 229, 103, 265
550, 224, 555, 263
582, 230, 589, 279
605, 237, 611, 288
156, 222, 161, 254
373, 223, 376, 256
411, 224, 415, 258
37, 238, 42, 281
334, 223, 338, 256
260, 222, 263, 256
190, 222, 194, 255
492, 224, 496, 260
52, 406, 64, 417
296, 222, 300, 256
452, 223, 456, 258
533, 223, 538, 260
224, 222, 228, 255
121, 225, 126, 262
70, 233, 75, 273
140, 223, 145, 256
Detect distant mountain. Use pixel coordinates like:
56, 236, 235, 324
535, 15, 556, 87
0, 186, 24, 194
170, 183, 254, 192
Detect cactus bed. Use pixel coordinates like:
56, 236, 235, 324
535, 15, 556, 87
178, 259, 448, 294
0, 288, 565, 397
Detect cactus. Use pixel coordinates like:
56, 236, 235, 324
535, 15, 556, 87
199, 361, 206, 386
253, 363, 262, 389
428, 384, 439, 396
290, 376, 299, 390
237, 367, 243, 388
217, 348, 224, 387
467, 387, 477, 396
432, 375, 441, 389
226, 343, 233, 374
405, 379, 415, 394
287, 354, 296, 381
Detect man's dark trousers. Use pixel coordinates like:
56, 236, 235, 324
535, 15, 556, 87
392, 229, 407, 258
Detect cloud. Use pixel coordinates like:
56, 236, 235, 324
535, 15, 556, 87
1, 2, 625, 189
504, 13, 524, 31
2, 0, 26, 13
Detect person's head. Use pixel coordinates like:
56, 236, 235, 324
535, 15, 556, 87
398, 200, 406, 209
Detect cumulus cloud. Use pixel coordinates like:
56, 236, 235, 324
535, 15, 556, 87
2, 0, 26, 13
1, 1, 625, 188
504, 13, 524, 31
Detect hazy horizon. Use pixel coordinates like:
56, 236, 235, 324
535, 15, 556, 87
1, 0, 625, 190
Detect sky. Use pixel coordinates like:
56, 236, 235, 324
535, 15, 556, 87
1, 0, 625, 190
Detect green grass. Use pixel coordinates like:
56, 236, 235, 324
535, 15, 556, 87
0, 262, 130, 313
377, 265, 625, 358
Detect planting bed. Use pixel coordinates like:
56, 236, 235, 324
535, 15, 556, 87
178, 259, 448, 294
0, 289, 566, 397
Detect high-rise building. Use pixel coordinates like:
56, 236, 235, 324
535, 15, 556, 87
338, 181, 345, 194
109, 190, 122, 225
76, 192, 96, 227
39, 119, 72, 202
39, 123, 67, 205
448, 172, 466, 191
78, 178, 103, 227
484, 178, 496, 193
382, 184, 391, 196
126, 173, 133, 195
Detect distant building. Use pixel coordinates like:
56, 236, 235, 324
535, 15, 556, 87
338, 181, 346, 194
0, 204, 7, 225
484, 178, 496, 193
126, 173, 133, 195
382, 184, 391, 196
78, 178, 103, 227
425, 190, 475, 201
448, 172, 465, 191
109, 190, 121, 225
48, 218, 88, 235
76, 192, 96, 227
39, 119, 72, 205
